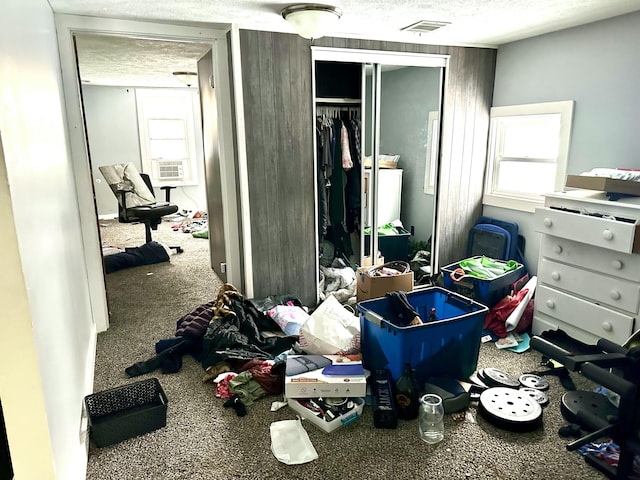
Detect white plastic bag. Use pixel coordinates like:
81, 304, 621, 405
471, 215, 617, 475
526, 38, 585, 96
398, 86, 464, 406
298, 295, 360, 355
270, 417, 318, 465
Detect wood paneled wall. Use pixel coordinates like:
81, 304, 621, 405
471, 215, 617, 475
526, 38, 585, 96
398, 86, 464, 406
237, 31, 496, 306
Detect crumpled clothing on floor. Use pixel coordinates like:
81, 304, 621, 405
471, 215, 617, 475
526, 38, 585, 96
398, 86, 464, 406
228, 370, 267, 406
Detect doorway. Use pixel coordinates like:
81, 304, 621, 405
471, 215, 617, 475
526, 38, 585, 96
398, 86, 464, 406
55, 15, 240, 332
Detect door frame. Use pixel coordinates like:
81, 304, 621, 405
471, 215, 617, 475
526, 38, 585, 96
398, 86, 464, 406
311, 47, 448, 295
55, 14, 239, 332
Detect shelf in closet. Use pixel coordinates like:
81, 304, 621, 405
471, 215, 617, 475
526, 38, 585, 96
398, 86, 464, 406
315, 97, 361, 104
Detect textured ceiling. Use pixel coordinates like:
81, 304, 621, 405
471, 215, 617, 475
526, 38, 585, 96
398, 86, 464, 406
56, 0, 640, 87
75, 35, 211, 88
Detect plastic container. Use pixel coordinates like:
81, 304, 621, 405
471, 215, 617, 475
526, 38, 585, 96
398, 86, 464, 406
84, 378, 168, 447
287, 397, 365, 433
364, 227, 411, 262
441, 257, 526, 308
357, 287, 488, 385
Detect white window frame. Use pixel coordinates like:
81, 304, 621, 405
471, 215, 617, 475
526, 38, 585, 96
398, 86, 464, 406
483, 100, 574, 213
136, 88, 199, 187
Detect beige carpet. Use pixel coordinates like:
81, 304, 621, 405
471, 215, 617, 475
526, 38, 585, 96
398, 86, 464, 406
86, 217, 607, 480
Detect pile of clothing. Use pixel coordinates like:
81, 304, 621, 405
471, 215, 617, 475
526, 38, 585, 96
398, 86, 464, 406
125, 284, 302, 414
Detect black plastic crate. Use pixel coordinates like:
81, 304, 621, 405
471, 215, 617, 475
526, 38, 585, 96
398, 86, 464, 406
84, 378, 168, 447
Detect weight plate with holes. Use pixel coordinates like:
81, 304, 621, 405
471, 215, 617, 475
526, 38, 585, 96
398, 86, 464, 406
479, 387, 543, 432
481, 367, 521, 388
519, 387, 549, 407
519, 374, 549, 391
560, 390, 618, 425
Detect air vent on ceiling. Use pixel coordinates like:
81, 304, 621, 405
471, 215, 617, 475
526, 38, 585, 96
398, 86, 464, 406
401, 20, 450, 33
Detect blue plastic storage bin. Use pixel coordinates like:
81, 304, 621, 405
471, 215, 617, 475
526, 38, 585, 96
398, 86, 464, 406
357, 287, 488, 385
441, 257, 526, 309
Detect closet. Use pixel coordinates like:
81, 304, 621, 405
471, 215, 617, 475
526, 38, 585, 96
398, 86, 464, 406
315, 61, 363, 267
312, 48, 446, 294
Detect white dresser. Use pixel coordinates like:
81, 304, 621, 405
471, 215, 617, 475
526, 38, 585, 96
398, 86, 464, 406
532, 189, 640, 346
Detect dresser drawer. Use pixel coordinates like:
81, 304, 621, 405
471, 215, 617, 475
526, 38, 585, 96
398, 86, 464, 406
540, 236, 640, 283
539, 258, 640, 314
535, 285, 634, 345
534, 207, 640, 254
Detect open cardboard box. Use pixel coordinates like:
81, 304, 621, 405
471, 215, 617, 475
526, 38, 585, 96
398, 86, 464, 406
356, 267, 413, 302
565, 175, 640, 197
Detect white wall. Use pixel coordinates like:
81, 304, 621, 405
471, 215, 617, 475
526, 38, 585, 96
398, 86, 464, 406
0, 1, 95, 478
83, 85, 208, 219
485, 11, 640, 274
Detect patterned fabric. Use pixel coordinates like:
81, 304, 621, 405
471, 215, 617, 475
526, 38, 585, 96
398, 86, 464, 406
175, 300, 216, 337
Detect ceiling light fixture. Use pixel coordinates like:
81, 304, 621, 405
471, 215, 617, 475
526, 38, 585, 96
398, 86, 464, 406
172, 71, 198, 87
281, 4, 342, 40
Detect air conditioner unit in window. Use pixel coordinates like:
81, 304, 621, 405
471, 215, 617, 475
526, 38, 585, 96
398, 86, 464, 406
157, 160, 184, 180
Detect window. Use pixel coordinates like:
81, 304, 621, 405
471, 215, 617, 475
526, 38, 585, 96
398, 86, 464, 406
136, 89, 199, 186
483, 101, 574, 212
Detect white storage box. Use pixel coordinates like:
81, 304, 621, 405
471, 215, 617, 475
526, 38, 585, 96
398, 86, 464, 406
284, 355, 367, 398
288, 397, 364, 433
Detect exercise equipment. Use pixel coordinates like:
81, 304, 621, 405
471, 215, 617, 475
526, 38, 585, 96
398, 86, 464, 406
478, 367, 520, 388
478, 387, 543, 432
519, 374, 549, 391
519, 387, 549, 407
531, 330, 640, 480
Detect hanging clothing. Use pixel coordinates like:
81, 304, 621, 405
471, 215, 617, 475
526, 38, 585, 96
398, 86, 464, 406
316, 109, 361, 260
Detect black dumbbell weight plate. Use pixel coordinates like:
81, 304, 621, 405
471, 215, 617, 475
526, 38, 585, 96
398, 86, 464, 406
481, 367, 520, 388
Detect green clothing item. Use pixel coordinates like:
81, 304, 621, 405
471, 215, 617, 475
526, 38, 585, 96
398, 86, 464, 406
192, 229, 208, 238
228, 371, 267, 406
458, 256, 518, 279
363, 223, 399, 236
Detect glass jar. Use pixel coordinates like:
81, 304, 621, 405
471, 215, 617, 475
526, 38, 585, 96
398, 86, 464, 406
418, 394, 444, 444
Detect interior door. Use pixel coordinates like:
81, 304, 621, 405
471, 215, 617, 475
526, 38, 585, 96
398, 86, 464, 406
197, 50, 227, 281
377, 63, 443, 276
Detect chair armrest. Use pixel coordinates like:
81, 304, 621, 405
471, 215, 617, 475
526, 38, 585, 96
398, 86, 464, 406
115, 183, 133, 212
160, 185, 176, 202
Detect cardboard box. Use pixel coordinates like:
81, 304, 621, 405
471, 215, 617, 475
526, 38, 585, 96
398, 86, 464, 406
566, 175, 640, 197
356, 267, 413, 302
287, 397, 364, 433
284, 355, 367, 398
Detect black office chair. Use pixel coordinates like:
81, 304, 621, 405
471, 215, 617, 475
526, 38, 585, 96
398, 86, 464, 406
99, 163, 181, 250
117, 172, 180, 245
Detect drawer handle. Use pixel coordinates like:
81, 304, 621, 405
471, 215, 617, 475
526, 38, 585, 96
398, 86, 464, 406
610, 290, 621, 300
611, 259, 623, 270
543, 217, 553, 228
551, 271, 561, 281
602, 322, 613, 332
553, 245, 563, 254
602, 229, 614, 241
545, 299, 555, 309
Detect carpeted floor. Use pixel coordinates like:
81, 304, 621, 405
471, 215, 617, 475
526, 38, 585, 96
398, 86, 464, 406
86, 217, 607, 480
